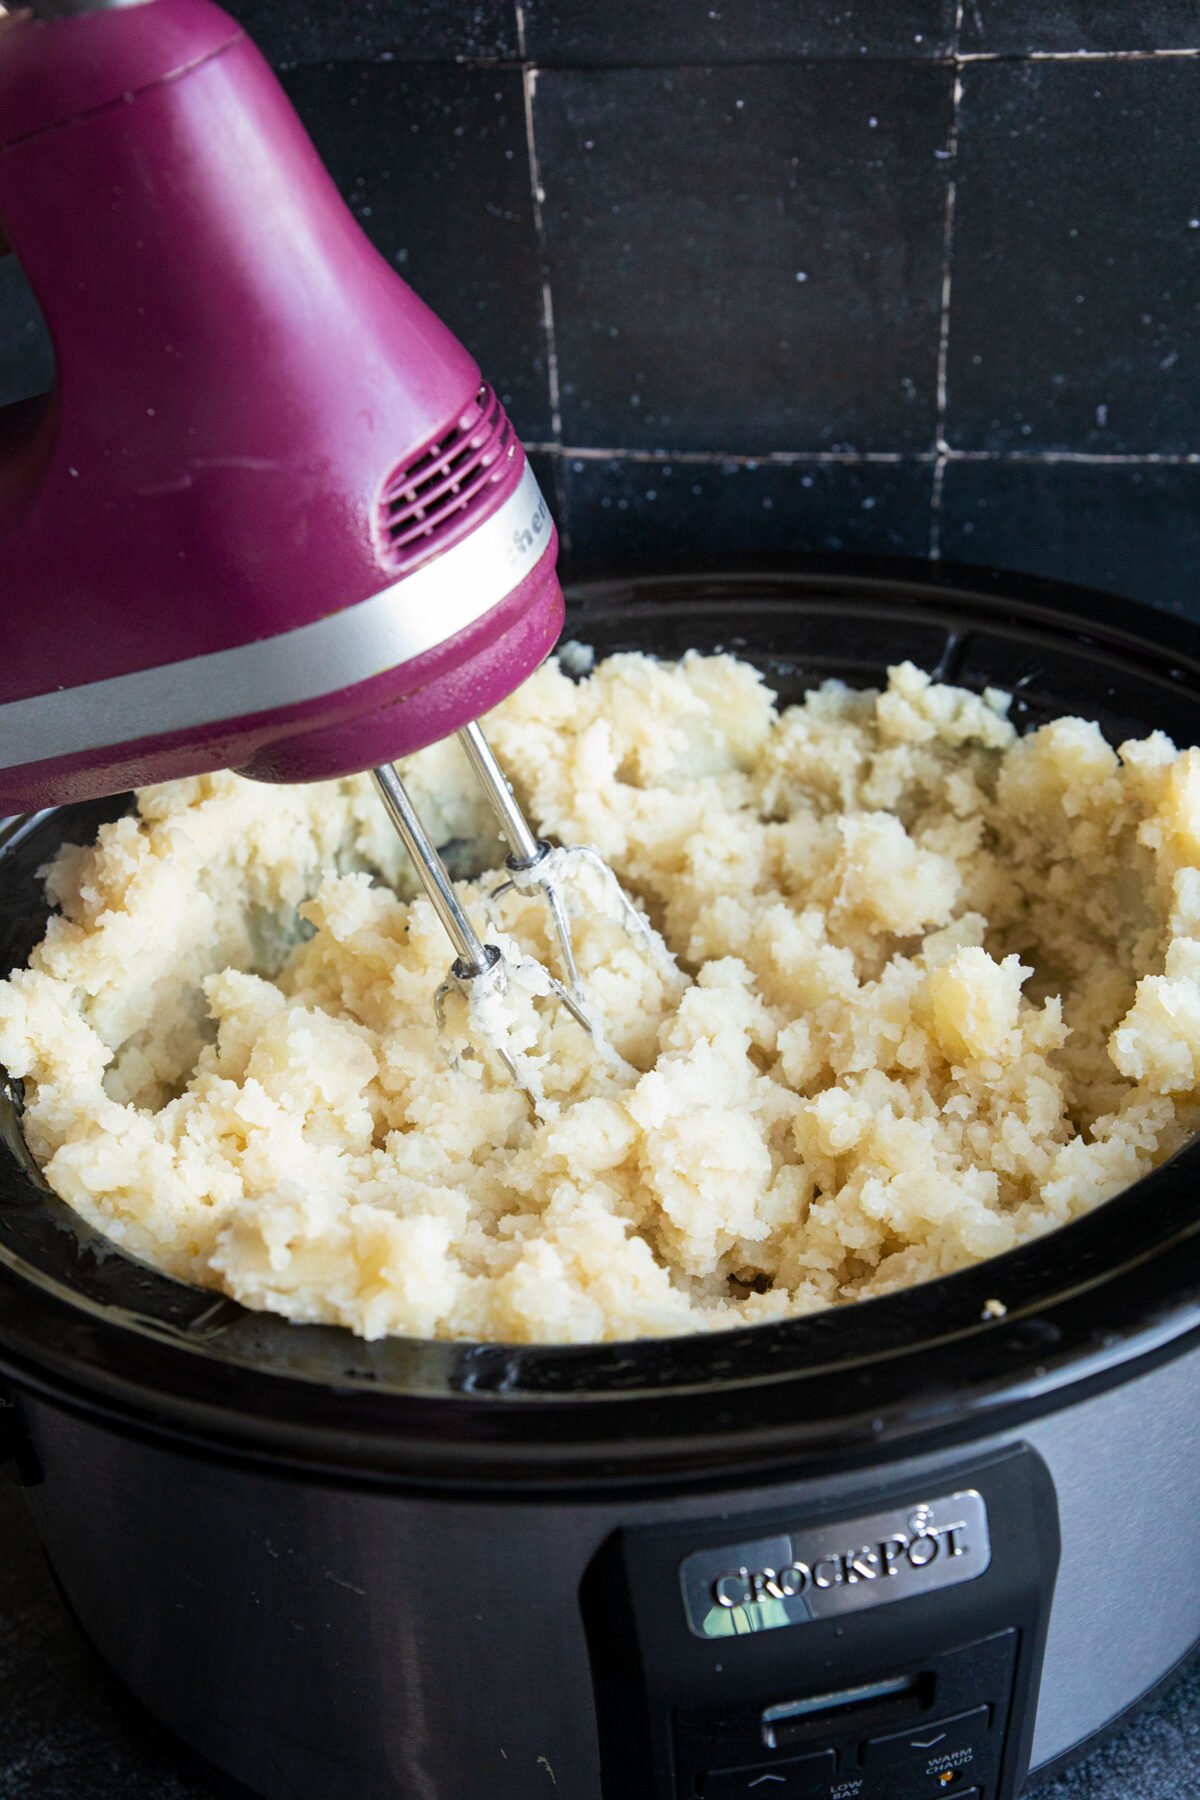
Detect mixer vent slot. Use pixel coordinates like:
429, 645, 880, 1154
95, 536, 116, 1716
377, 382, 521, 570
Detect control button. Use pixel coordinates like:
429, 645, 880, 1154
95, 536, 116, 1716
863, 1704, 990, 1771
704, 1749, 836, 1797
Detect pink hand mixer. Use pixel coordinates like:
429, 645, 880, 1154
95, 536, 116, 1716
0, 0, 653, 1089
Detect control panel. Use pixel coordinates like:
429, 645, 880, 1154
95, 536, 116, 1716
676, 1626, 1015, 1799
582, 1445, 1059, 1800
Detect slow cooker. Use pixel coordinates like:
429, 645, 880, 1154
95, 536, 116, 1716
2, 561, 1199, 1800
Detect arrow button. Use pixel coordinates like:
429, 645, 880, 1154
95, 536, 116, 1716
863, 1703, 991, 1770
703, 1749, 836, 1798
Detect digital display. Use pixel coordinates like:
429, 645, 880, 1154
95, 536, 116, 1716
763, 1673, 919, 1728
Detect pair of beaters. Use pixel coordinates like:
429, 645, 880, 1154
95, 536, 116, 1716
0, 0, 653, 1096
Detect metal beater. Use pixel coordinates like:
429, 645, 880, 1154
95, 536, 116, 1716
370, 722, 668, 1102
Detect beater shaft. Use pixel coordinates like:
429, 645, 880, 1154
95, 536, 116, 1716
458, 720, 540, 864
457, 721, 583, 997
371, 764, 490, 978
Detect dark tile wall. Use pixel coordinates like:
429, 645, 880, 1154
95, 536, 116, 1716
522, 2, 956, 66
227, 0, 519, 65
2, 2, 1198, 615
941, 460, 1200, 616
947, 58, 1200, 456
563, 456, 936, 562
959, 3, 1200, 55
535, 61, 951, 454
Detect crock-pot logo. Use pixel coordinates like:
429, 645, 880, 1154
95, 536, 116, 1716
679, 1491, 991, 1640
710, 1505, 969, 1611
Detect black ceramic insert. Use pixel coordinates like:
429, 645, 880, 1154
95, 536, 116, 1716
278, 61, 552, 443
535, 61, 952, 454
939, 461, 1200, 620
946, 57, 1200, 455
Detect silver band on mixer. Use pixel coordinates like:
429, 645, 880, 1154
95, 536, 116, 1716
0, 464, 551, 767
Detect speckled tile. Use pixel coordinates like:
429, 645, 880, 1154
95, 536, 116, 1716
558, 455, 935, 567
218, 0, 519, 67
522, 0, 955, 65
946, 59, 1200, 454
959, 1, 1200, 54
536, 62, 953, 454
939, 460, 1200, 619
278, 62, 552, 443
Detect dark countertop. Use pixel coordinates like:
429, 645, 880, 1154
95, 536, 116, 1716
1, 1476, 1196, 1800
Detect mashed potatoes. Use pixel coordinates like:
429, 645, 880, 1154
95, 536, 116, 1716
2, 652, 1199, 1344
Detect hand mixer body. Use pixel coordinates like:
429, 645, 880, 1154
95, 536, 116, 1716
0, 0, 562, 812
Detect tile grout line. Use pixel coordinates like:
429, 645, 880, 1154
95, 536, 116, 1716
939, 449, 1200, 465
514, 5, 570, 550
527, 445, 1200, 467
546, 447, 920, 464
269, 45, 1200, 78
957, 45, 1200, 61
322, 46, 1200, 71
929, 1, 964, 562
